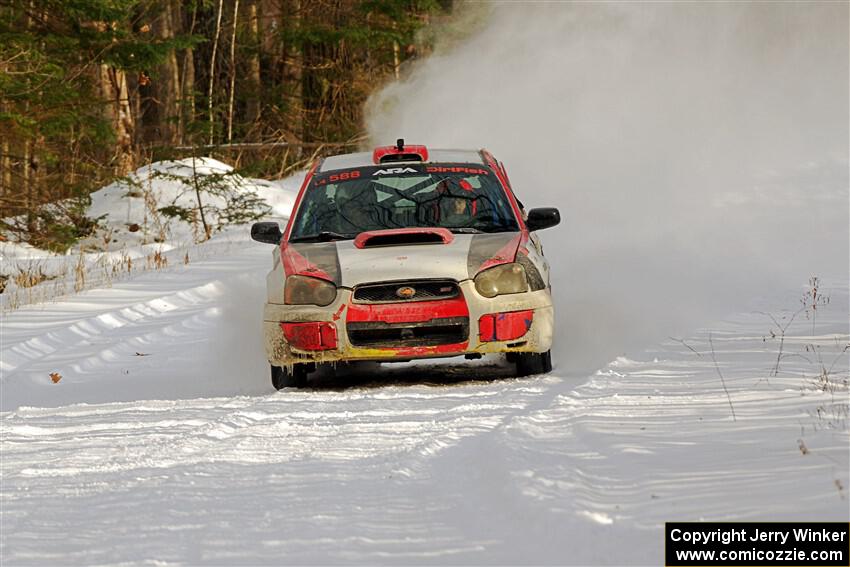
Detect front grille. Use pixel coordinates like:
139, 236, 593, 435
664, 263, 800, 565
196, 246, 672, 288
352, 280, 459, 303
347, 317, 468, 347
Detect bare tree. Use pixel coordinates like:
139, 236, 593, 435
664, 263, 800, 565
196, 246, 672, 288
245, 0, 262, 127
227, 0, 241, 143
178, 1, 198, 143
207, 0, 225, 145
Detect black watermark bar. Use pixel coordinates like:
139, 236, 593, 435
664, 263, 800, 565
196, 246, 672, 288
666, 522, 850, 567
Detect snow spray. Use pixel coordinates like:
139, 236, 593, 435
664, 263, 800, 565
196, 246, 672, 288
366, 2, 849, 371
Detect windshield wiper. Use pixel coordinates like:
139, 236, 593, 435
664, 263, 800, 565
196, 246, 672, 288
289, 231, 355, 243
447, 227, 483, 234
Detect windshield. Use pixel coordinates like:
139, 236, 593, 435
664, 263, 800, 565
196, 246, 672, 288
289, 164, 520, 241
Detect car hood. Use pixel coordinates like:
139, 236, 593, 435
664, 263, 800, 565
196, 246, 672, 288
336, 234, 477, 287
286, 232, 521, 288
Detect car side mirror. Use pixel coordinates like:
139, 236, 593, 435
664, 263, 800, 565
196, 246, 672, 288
526, 208, 561, 231
251, 221, 282, 244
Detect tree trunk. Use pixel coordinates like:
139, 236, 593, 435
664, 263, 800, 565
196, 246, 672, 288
245, 0, 262, 128
189, 150, 210, 241
0, 82, 10, 204
149, 0, 182, 145
0, 136, 10, 202
181, 48, 196, 131
99, 64, 136, 175
208, 0, 225, 146
23, 1, 34, 227
392, 41, 400, 80
23, 138, 32, 229
285, 0, 308, 149
259, 0, 283, 84
0, 50, 9, 204
178, 2, 198, 144
226, 0, 241, 143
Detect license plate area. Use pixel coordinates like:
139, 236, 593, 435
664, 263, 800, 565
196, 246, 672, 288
347, 316, 469, 347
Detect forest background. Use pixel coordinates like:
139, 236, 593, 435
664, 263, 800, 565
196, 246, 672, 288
0, 0, 452, 250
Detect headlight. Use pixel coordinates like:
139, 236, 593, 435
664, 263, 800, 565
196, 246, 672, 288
474, 263, 528, 298
284, 275, 337, 306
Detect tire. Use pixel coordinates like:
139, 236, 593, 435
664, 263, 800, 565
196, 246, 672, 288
515, 350, 553, 377
271, 364, 309, 390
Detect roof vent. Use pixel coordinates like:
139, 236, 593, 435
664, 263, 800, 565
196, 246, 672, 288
354, 228, 453, 248
373, 141, 429, 164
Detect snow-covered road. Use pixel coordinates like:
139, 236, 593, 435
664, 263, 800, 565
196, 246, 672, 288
4, 2, 848, 562
2, 234, 847, 564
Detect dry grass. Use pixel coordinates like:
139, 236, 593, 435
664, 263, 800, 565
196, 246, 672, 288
73, 251, 86, 292
146, 250, 168, 270
12, 263, 60, 289
2, 243, 187, 313
142, 173, 169, 244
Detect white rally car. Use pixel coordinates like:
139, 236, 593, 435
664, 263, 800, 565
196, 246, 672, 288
251, 141, 560, 389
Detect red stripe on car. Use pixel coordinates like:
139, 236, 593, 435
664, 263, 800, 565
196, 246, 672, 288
476, 232, 524, 272
346, 295, 469, 324
281, 244, 333, 282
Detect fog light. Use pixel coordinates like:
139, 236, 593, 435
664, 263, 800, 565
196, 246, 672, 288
281, 322, 337, 351
479, 310, 533, 342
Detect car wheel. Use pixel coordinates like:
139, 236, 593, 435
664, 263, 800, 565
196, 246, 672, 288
515, 350, 553, 377
271, 364, 309, 390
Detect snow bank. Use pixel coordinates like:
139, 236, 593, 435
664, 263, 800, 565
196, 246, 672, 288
88, 157, 297, 248
1, 159, 302, 308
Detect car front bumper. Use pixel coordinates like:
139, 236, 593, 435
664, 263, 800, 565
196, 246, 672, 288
262, 281, 554, 367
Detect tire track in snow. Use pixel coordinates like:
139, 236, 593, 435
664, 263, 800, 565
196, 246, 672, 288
1, 281, 226, 375
357, 286, 849, 565
2, 381, 546, 478
0, 232, 603, 563
489, 292, 849, 558
1, 378, 559, 564
4, 301, 846, 564
1, 241, 269, 410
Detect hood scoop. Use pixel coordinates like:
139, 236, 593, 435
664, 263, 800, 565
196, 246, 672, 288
354, 228, 454, 249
